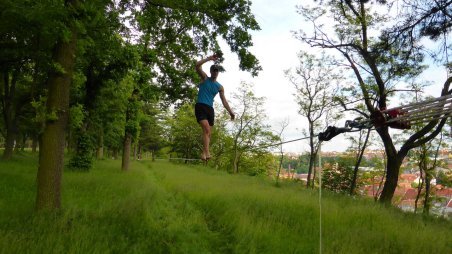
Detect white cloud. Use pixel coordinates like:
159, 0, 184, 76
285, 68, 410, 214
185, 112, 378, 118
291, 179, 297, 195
209, 0, 451, 153
208, 0, 348, 153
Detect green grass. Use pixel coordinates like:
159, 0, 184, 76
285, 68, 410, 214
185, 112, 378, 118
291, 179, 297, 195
0, 153, 451, 254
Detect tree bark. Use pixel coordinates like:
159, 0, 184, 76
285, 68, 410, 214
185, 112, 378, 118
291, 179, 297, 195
233, 148, 241, 173
2, 129, 16, 159
415, 170, 424, 213
1, 71, 18, 160
375, 127, 400, 204
379, 153, 405, 204
423, 172, 432, 215
121, 132, 132, 171
307, 152, 315, 188
35, 13, 77, 210
350, 129, 371, 195
276, 152, 283, 184
306, 123, 316, 188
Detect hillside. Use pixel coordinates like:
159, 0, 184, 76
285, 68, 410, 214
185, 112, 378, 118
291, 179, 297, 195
0, 154, 451, 253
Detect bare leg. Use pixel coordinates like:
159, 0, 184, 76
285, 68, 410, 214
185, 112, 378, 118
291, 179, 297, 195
199, 120, 211, 160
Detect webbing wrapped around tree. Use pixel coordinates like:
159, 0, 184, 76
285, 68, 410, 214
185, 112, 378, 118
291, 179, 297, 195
319, 94, 452, 141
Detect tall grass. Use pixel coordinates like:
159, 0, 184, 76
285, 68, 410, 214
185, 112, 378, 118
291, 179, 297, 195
0, 154, 451, 253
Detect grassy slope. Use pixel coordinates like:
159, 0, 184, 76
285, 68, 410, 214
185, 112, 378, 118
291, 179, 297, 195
0, 154, 451, 254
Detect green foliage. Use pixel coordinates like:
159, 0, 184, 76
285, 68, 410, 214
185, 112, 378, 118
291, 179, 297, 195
68, 104, 85, 130
30, 97, 48, 133
436, 171, 452, 187
94, 78, 132, 153
122, 90, 143, 143
139, 102, 166, 152
30, 95, 59, 130
120, 0, 261, 105
243, 152, 276, 176
322, 161, 356, 194
297, 1, 451, 203
51, 62, 67, 75
282, 153, 311, 174
68, 133, 94, 171
228, 82, 277, 173
166, 103, 200, 159
1, 154, 451, 253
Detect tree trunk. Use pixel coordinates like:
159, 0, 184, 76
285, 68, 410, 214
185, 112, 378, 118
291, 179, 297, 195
376, 127, 402, 205
379, 154, 404, 204
2, 129, 16, 159
96, 127, 104, 159
423, 172, 432, 215
350, 129, 371, 195
133, 142, 137, 160
35, 16, 77, 210
307, 152, 315, 188
121, 132, 132, 171
233, 149, 240, 173
137, 142, 141, 160
1, 71, 18, 160
276, 151, 283, 184
14, 134, 23, 152
20, 134, 27, 151
112, 148, 118, 160
306, 124, 317, 188
32, 136, 38, 153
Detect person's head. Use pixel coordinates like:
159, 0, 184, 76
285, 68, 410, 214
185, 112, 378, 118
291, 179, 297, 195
210, 64, 220, 79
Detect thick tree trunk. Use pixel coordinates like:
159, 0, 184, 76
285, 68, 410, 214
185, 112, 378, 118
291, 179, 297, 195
121, 132, 132, 171
35, 20, 77, 210
1, 71, 18, 160
2, 129, 16, 159
377, 127, 401, 205
379, 154, 404, 204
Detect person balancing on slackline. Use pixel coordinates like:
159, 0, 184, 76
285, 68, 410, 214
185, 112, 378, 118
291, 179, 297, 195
195, 53, 235, 161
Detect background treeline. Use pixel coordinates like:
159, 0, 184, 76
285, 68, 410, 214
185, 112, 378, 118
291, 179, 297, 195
2, 0, 452, 212
0, 0, 264, 210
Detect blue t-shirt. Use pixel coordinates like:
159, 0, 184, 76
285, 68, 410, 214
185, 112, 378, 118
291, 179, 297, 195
197, 78, 221, 107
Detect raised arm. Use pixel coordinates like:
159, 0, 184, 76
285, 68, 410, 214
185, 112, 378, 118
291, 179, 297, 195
195, 54, 217, 81
219, 86, 235, 120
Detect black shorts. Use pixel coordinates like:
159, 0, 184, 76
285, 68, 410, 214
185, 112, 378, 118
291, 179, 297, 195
195, 103, 215, 126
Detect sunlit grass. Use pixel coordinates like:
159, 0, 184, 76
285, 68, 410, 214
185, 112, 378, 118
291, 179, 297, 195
0, 153, 451, 253
153, 162, 452, 253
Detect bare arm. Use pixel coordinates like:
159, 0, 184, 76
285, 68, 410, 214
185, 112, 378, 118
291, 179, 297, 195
195, 55, 217, 81
219, 86, 235, 120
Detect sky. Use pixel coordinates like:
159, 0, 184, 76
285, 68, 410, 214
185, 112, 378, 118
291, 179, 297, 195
209, 0, 450, 154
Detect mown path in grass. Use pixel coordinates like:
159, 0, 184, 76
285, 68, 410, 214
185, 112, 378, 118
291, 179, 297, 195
148, 161, 452, 254
0, 155, 451, 253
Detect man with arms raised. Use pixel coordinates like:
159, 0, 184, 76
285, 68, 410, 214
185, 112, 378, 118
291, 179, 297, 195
195, 54, 235, 161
